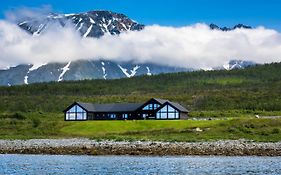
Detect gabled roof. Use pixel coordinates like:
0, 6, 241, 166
168, 101, 189, 113
152, 98, 188, 112
64, 99, 188, 113
153, 98, 169, 104
76, 102, 143, 112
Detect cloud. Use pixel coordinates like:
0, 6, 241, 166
4, 5, 53, 23
0, 19, 281, 69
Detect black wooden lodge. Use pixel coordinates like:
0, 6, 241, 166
64, 98, 188, 121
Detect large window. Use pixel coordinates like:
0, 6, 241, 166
66, 105, 87, 120
122, 114, 128, 119
143, 103, 160, 110
108, 114, 116, 119
156, 104, 179, 119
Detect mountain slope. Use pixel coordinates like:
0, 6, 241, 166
0, 60, 189, 86
0, 62, 280, 113
0, 10, 256, 86
209, 23, 252, 31
18, 10, 144, 37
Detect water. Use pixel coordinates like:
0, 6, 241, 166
0, 154, 280, 175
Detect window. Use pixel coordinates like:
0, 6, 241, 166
156, 104, 179, 119
122, 114, 128, 119
154, 104, 160, 109
109, 114, 116, 119
142, 114, 149, 119
143, 104, 153, 110
143, 103, 160, 110
66, 105, 87, 120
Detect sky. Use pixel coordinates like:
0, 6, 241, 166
1, 0, 281, 30
1, 0, 281, 69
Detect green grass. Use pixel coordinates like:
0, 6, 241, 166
199, 77, 249, 85
60, 118, 281, 142
1, 62, 281, 113
1, 63, 281, 141
0, 112, 280, 142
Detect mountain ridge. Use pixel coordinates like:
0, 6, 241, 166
0, 10, 256, 86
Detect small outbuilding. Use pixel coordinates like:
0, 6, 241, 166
63, 98, 188, 121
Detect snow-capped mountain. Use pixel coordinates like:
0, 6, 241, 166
209, 23, 252, 31
223, 60, 256, 70
0, 10, 256, 86
0, 60, 189, 86
18, 10, 144, 37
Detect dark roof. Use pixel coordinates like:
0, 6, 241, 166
153, 98, 168, 104
153, 98, 188, 112
168, 102, 189, 113
64, 99, 189, 113
77, 102, 143, 112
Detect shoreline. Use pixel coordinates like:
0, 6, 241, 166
0, 139, 281, 156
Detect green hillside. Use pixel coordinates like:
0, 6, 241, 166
0, 62, 281, 141
1, 62, 281, 114
0, 113, 280, 141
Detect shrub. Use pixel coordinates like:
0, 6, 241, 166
12, 113, 26, 120
32, 118, 41, 128
272, 128, 280, 134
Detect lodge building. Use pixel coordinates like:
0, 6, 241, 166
63, 98, 188, 121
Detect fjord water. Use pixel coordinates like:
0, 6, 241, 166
0, 155, 280, 175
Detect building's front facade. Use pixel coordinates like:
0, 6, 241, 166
63, 98, 188, 121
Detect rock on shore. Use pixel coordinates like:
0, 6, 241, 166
0, 139, 280, 156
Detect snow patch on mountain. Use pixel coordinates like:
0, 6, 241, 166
146, 67, 152, 76
118, 65, 140, 78
223, 60, 256, 70
29, 63, 47, 71
65, 13, 75, 17
201, 67, 214, 71
83, 24, 93, 37
101, 61, 107, 79
89, 17, 95, 24
118, 65, 130, 77
0, 66, 11, 70
24, 63, 47, 84
77, 23, 84, 31
58, 61, 71, 82
24, 75, 29, 85
223, 64, 230, 70
131, 65, 140, 77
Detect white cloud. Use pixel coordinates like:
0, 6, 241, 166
0, 20, 281, 69
4, 5, 53, 22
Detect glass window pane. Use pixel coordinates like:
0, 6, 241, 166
122, 114, 128, 119
143, 105, 150, 110
168, 113, 175, 119
156, 112, 161, 119
161, 112, 167, 119
168, 105, 175, 112
143, 103, 156, 110
175, 112, 179, 119
66, 113, 70, 120
160, 105, 167, 112
77, 113, 83, 120
76, 106, 84, 112
67, 113, 75, 120
68, 106, 76, 113
154, 104, 160, 109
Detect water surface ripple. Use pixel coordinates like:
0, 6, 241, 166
0, 154, 280, 175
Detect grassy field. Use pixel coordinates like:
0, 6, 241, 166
1, 63, 281, 141
0, 112, 280, 142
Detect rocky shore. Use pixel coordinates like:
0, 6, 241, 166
0, 139, 280, 156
